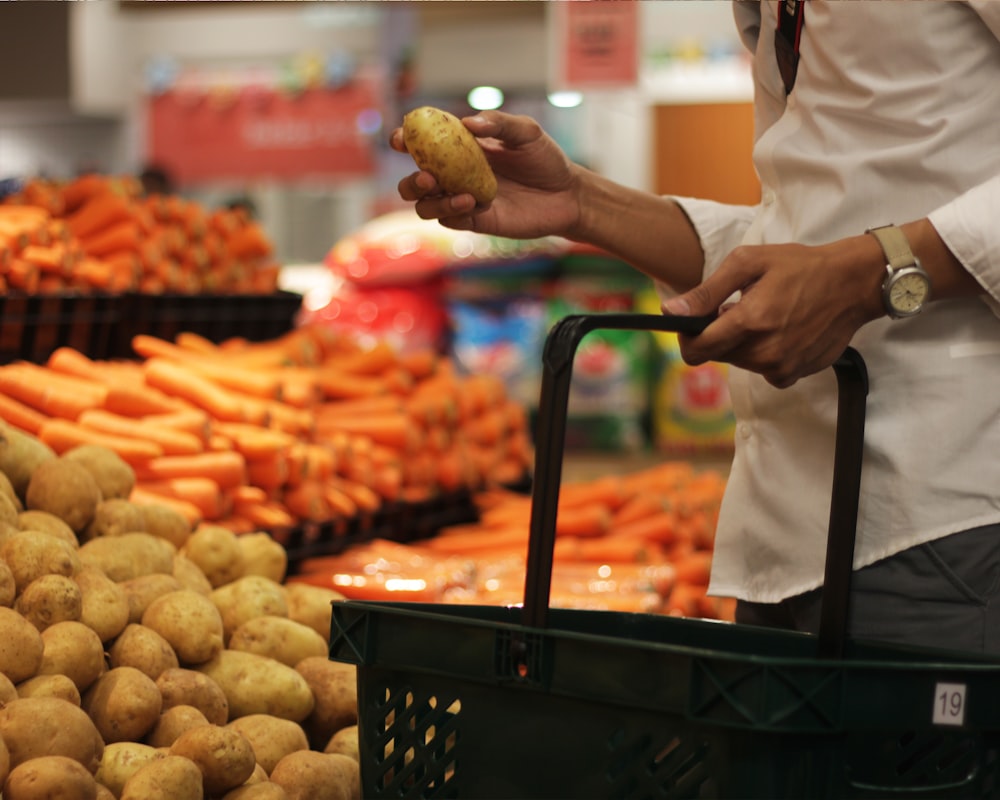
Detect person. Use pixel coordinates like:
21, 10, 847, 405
392, 2, 1000, 655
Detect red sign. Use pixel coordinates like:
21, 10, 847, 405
558, 0, 639, 88
147, 82, 380, 185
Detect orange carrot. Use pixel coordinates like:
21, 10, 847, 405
211, 422, 294, 460
231, 498, 296, 531
142, 358, 248, 422
672, 550, 713, 586
315, 412, 417, 451
133, 451, 247, 490
555, 503, 613, 539
424, 525, 529, 554
328, 476, 382, 514
245, 454, 290, 491
611, 510, 680, 545
0, 364, 107, 420
20, 243, 72, 275
59, 173, 110, 214
66, 191, 133, 239
136, 476, 226, 521
139, 408, 211, 440
0, 393, 47, 435
102, 383, 185, 418
46, 346, 107, 383
38, 418, 163, 464
78, 219, 141, 258
78, 408, 204, 456
553, 536, 666, 564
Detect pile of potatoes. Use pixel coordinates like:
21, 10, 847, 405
0, 420, 362, 800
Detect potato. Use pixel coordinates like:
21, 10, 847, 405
0, 696, 104, 773
75, 566, 131, 643
169, 725, 256, 796
0, 605, 45, 682
14, 573, 81, 631
3, 754, 98, 799
183, 524, 246, 588
0, 469, 22, 513
196, 650, 314, 723
145, 704, 211, 749
228, 615, 328, 668
38, 620, 107, 692
25, 457, 103, 534
108, 622, 180, 680
96, 784, 116, 800
142, 590, 225, 666
83, 665, 163, 744
212, 575, 288, 644
226, 714, 309, 775
172, 555, 213, 596
17, 509, 78, 545
323, 725, 359, 763
0, 558, 15, 607
155, 669, 229, 726
283, 583, 345, 644
238, 532, 288, 584
0, 671, 18, 704
119, 754, 205, 800
78, 531, 176, 582
0, 420, 56, 502
84, 497, 147, 541
95, 741, 164, 799
269, 751, 360, 800
0, 491, 19, 527
0, 734, 8, 787
402, 106, 498, 205
140, 503, 192, 550
0, 530, 81, 595
16, 673, 81, 705
223, 782, 290, 800
294, 658, 358, 748
61, 443, 135, 502
121, 572, 183, 624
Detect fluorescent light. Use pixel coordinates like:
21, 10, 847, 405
547, 91, 583, 109
467, 86, 504, 111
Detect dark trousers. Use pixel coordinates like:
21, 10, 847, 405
735, 523, 1000, 655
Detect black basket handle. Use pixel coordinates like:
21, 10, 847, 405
519, 312, 868, 660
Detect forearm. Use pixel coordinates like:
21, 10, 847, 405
567, 168, 707, 293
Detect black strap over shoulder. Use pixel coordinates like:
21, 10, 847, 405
775, 0, 806, 95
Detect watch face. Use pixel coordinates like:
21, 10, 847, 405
889, 270, 931, 315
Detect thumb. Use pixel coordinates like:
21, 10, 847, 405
662, 281, 726, 318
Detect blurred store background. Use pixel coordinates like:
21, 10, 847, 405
1, 0, 755, 463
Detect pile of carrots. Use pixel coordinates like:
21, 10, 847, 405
0, 323, 534, 535
0, 174, 279, 295
289, 461, 735, 621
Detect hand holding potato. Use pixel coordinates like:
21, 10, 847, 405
401, 106, 497, 205
393, 108, 582, 241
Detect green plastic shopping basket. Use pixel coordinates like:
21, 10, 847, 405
330, 313, 1000, 799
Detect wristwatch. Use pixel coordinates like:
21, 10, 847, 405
866, 224, 932, 319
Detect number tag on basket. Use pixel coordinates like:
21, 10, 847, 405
932, 682, 967, 726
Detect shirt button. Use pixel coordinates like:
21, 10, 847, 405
761, 189, 776, 206
738, 422, 753, 439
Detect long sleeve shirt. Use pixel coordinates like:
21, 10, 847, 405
671, 1, 1000, 603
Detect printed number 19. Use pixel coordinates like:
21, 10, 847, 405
933, 683, 966, 727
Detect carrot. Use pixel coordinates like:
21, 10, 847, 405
173, 331, 221, 355
129, 486, 203, 528
142, 358, 248, 422
554, 503, 613, 539
78, 408, 204, 456
139, 408, 211, 440
231, 498, 296, 531
59, 173, 110, 214
0, 364, 106, 420
553, 536, 666, 565
66, 191, 133, 239
245, 454, 290, 491
611, 510, 680, 545
4, 258, 40, 293
133, 451, 247, 490
20, 243, 72, 275
0, 393, 47, 435
212, 422, 294, 460
314, 369, 392, 401
397, 347, 439, 381
136, 476, 226, 521
612, 493, 670, 527
664, 583, 708, 617
102, 383, 185, 418
424, 525, 529, 554
46, 347, 107, 383
328, 476, 382, 514
558, 475, 628, 512
314, 394, 405, 421
78, 219, 141, 258
316, 412, 418, 452
38, 418, 163, 464
71, 257, 114, 291
672, 550, 713, 586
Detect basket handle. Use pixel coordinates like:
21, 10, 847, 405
520, 312, 869, 658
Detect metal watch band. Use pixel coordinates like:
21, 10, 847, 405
866, 224, 914, 270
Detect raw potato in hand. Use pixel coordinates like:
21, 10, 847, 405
402, 106, 498, 205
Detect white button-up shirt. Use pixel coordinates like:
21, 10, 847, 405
671, 1, 1000, 603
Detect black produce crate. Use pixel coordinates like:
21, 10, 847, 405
113, 290, 304, 357
0, 292, 122, 364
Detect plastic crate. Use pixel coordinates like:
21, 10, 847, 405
112, 290, 303, 357
0, 292, 122, 364
330, 313, 1000, 799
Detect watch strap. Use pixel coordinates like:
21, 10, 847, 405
866, 224, 914, 270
